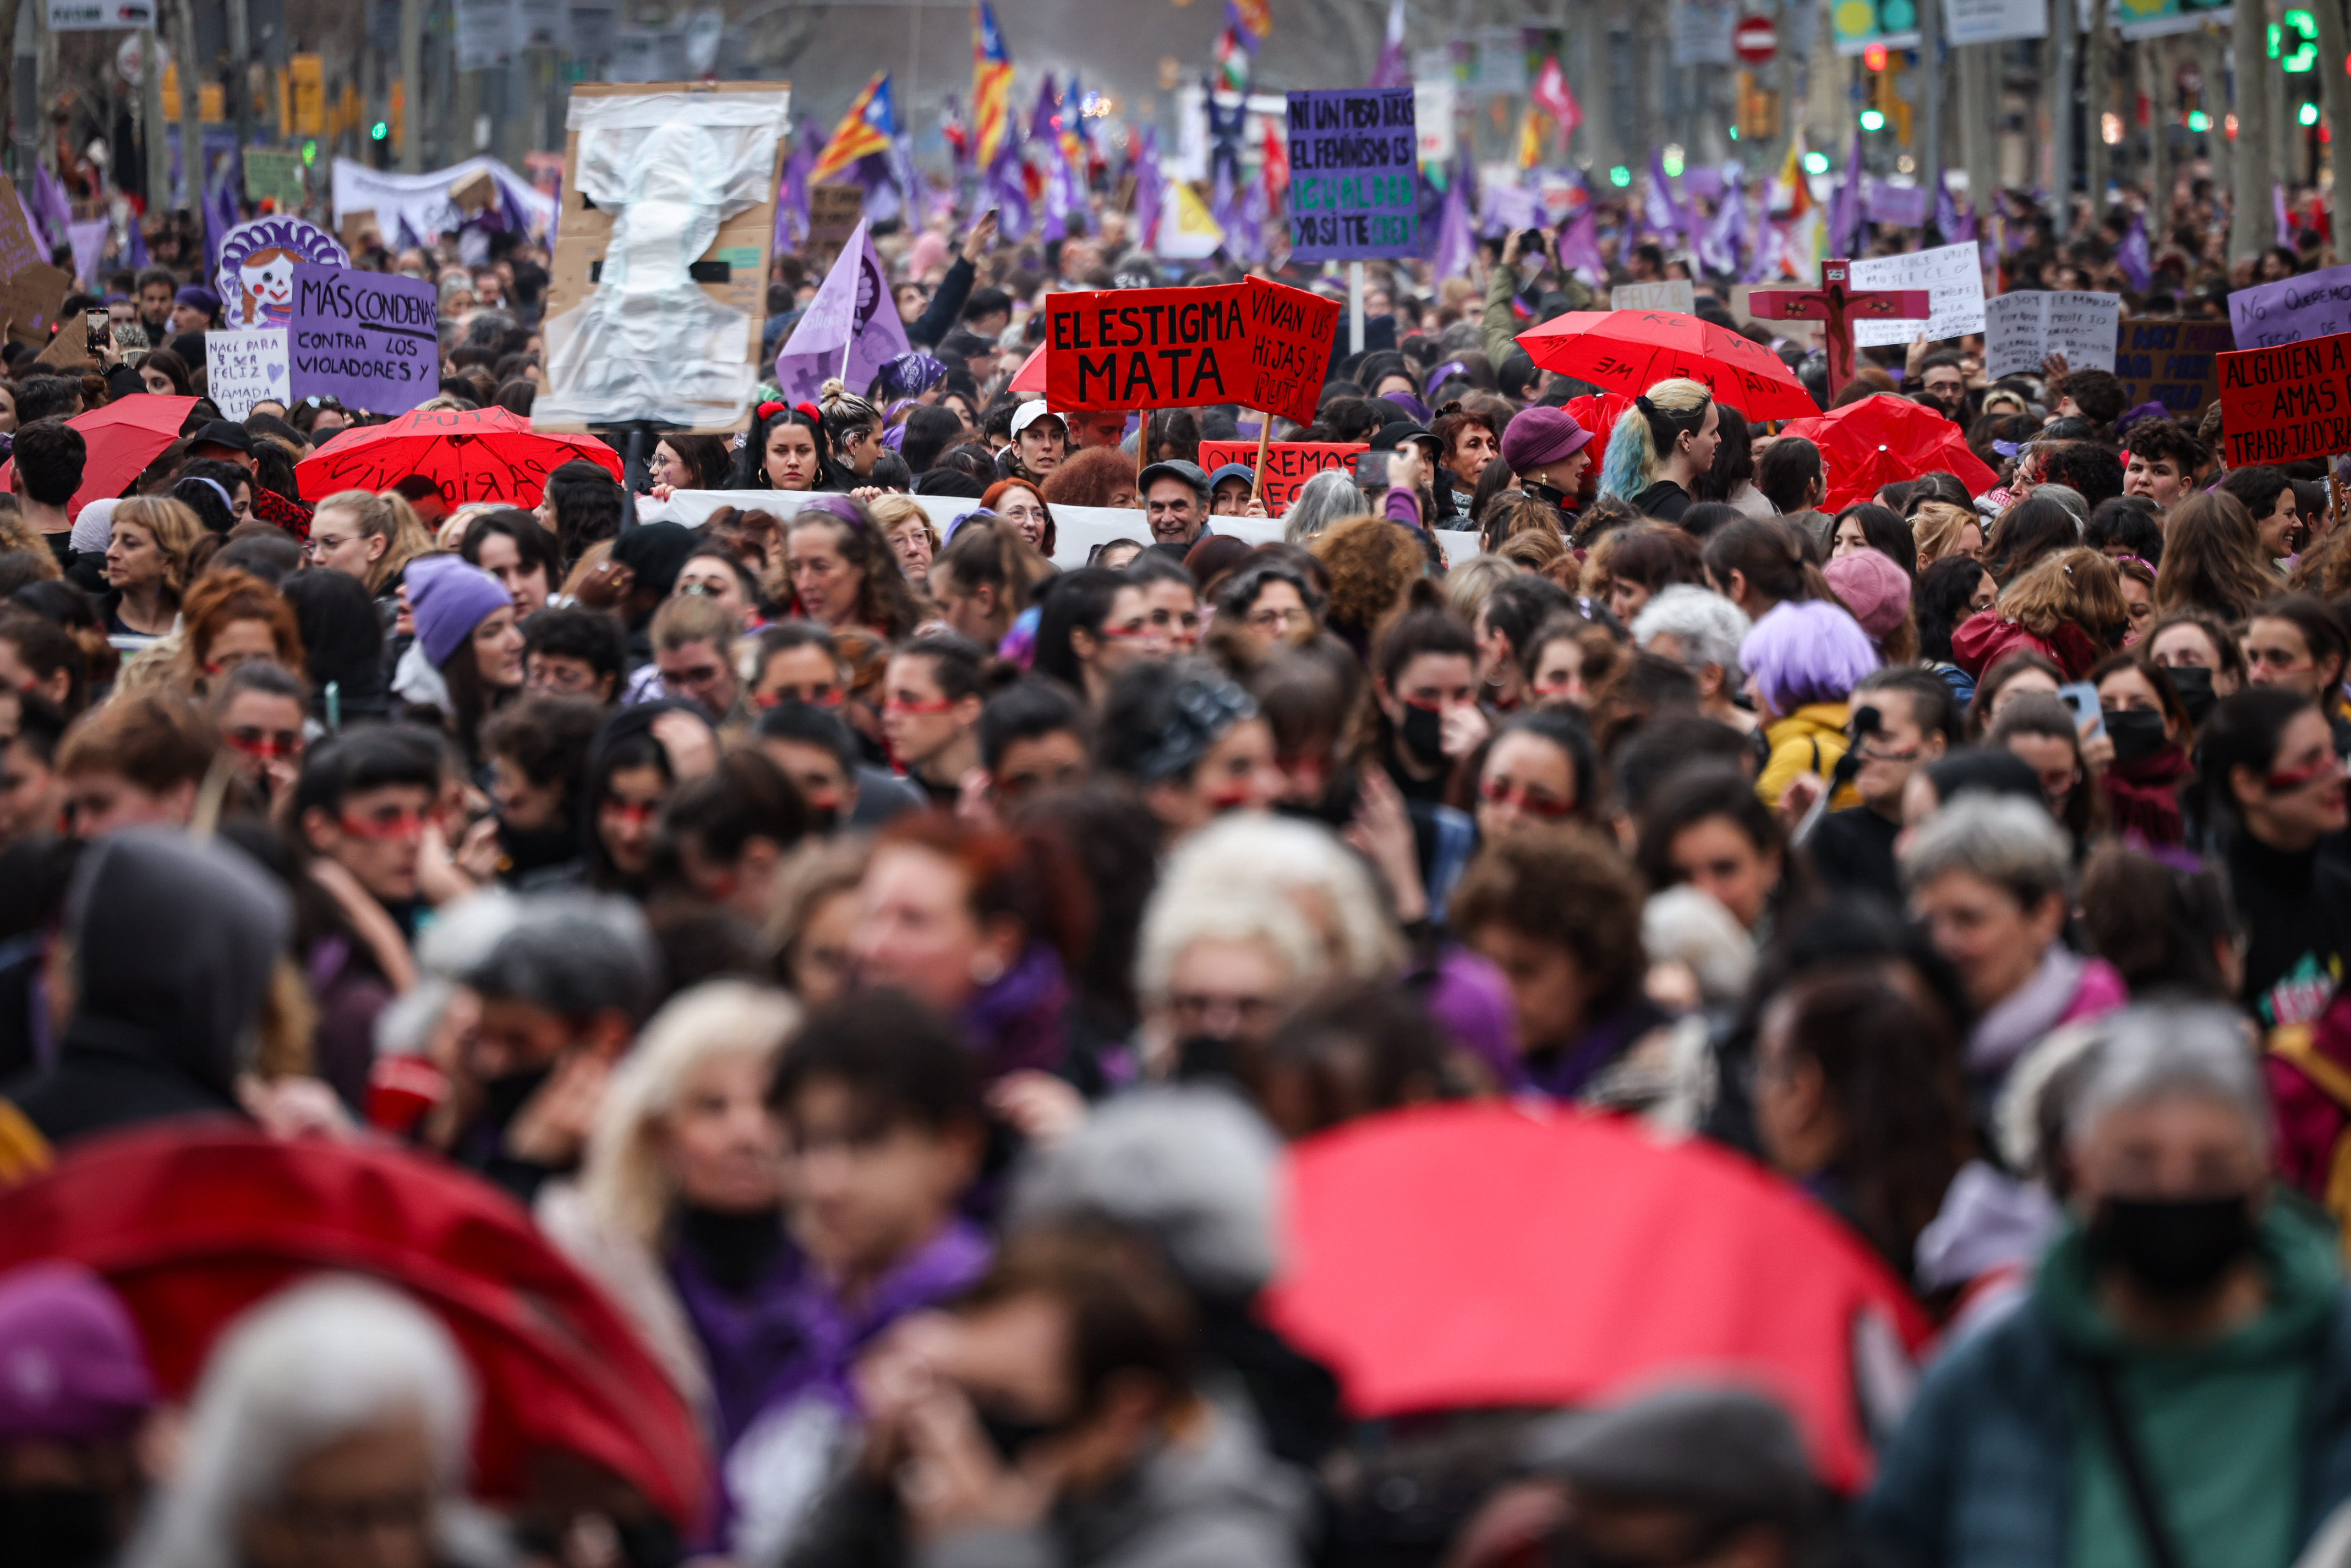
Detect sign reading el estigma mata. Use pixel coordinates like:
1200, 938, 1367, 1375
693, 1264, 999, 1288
216, 216, 351, 330
1286, 88, 1418, 261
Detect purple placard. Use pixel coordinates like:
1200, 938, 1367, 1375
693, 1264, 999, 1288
1864, 179, 1932, 230
1286, 88, 1418, 261
216, 216, 350, 328
2228, 261, 2351, 350
288, 263, 439, 414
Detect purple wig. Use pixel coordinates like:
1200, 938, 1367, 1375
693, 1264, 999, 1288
1740, 600, 1882, 716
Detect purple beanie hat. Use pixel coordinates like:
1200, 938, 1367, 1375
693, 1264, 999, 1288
1499, 407, 1594, 473
405, 553, 513, 667
0, 1262, 156, 1442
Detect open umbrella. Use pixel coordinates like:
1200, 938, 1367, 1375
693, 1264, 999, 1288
0, 1125, 706, 1529
1008, 343, 1046, 396
1259, 1103, 1931, 1492
1516, 311, 1818, 421
295, 406, 622, 509
0, 394, 199, 517
1776, 393, 1999, 512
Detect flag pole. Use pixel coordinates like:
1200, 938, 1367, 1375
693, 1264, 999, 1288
1249, 409, 1270, 503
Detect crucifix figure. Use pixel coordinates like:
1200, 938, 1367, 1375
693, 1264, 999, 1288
1747, 259, 1931, 400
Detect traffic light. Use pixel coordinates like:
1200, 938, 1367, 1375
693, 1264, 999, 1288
2273, 9, 2319, 72
371, 121, 388, 140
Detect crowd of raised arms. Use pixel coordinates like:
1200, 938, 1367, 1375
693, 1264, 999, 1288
8, 187, 2351, 1568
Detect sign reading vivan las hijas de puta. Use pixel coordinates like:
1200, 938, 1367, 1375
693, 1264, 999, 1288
288, 264, 439, 414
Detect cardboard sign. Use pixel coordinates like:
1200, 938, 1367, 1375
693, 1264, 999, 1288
244, 149, 306, 210
1285, 88, 1418, 261
206, 327, 292, 419
0, 177, 45, 279
2114, 318, 2233, 418
32, 311, 101, 367
0, 262, 72, 351
1198, 438, 1367, 512
1611, 280, 1696, 314
339, 208, 381, 252
2215, 332, 2351, 467
805, 183, 863, 256
1046, 283, 1253, 410
1243, 277, 1341, 426
1983, 290, 2122, 380
288, 263, 439, 413
2228, 262, 2351, 350
1848, 242, 1987, 347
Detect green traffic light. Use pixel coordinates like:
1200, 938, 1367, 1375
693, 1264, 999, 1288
371, 121, 388, 139
1860, 108, 1887, 131
1609, 165, 1631, 187
2302, 101, 2322, 125
2188, 109, 2211, 131
301, 139, 317, 164
1802, 151, 1830, 174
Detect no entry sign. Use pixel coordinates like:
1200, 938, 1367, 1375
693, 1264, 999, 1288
1734, 14, 1777, 63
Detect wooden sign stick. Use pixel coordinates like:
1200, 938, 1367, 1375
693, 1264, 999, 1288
1249, 410, 1271, 502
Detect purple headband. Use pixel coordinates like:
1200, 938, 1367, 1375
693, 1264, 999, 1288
1425, 360, 1468, 398
796, 493, 868, 529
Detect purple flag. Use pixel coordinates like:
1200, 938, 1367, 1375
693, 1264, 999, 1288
1931, 172, 1961, 242
1367, 0, 1409, 87
1556, 201, 1603, 285
774, 218, 913, 404
1133, 128, 1163, 251
66, 218, 108, 288
29, 162, 73, 249
1643, 149, 1687, 246
2276, 184, 2294, 249
1697, 168, 1745, 279
2118, 208, 2152, 292
125, 217, 147, 270
775, 123, 818, 253
1430, 171, 1474, 282
1826, 130, 1863, 257
989, 143, 1033, 242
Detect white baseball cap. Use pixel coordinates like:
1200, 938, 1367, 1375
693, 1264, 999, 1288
1010, 401, 1066, 437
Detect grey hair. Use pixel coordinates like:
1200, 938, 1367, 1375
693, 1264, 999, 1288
2063, 1002, 2269, 1158
462, 892, 663, 1025
1282, 469, 1368, 542
1898, 793, 2071, 909
1631, 584, 1753, 688
1008, 1084, 1281, 1298
124, 1276, 485, 1568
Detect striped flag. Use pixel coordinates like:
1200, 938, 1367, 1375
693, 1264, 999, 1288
972, 3, 1015, 169
810, 73, 896, 185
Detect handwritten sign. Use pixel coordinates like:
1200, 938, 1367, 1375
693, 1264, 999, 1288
805, 183, 863, 256
2215, 332, 2351, 467
1983, 290, 2122, 380
1286, 88, 1418, 261
2228, 262, 2351, 350
0, 177, 43, 280
0, 262, 70, 351
1611, 280, 1696, 314
2114, 318, 2234, 418
288, 263, 439, 413
1046, 283, 1251, 411
244, 149, 306, 210
1243, 277, 1340, 426
1198, 439, 1367, 512
206, 327, 292, 419
1848, 242, 1986, 347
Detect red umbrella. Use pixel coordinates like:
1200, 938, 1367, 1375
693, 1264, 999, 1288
1258, 1103, 1931, 1492
1516, 311, 1818, 420
1776, 393, 1999, 512
1564, 390, 1636, 465
0, 1126, 706, 1529
0, 394, 199, 516
296, 406, 622, 508
1009, 343, 1046, 396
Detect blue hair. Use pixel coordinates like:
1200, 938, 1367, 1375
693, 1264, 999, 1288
1596, 415, 1652, 502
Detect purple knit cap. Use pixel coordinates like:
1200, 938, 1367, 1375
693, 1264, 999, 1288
173, 284, 221, 314
0, 1262, 156, 1443
1499, 407, 1594, 472
405, 553, 513, 667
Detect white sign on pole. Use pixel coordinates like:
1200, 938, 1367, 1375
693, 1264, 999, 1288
1415, 78, 1456, 165
205, 328, 291, 420
1612, 280, 1698, 313
453, 0, 516, 70
1672, 0, 1737, 66
1849, 242, 1988, 346
48, 0, 155, 31
1983, 289, 2122, 379
1943, 0, 2048, 46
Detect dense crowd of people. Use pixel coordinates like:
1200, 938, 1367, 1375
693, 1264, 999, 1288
7, 187, 2351, 1568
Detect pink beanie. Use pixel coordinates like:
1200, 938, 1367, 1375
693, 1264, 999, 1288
1823, 547, 1912, 642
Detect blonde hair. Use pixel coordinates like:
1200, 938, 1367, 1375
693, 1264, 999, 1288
1999, 546, 2128, 642
576, 980, 802, 1245
109, 497, 206, 601
313, 488, 434, 595
867, 495, 939, 551
1598, 377, 1713, 501
1910, 501, 1982, 568
1442, 555, 1520, 624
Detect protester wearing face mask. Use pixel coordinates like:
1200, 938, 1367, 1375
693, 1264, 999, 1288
1863, 1004, 2351, 1568
2090, 651, 2194, 847
0, 1262, 161, 1568
1807, 668, 1959, 906
1366, 610, 1488, 807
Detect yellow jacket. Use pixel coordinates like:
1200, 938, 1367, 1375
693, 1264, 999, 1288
1757, 703, 1858, 812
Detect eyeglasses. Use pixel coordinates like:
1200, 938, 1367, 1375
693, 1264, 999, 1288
1245, 606, 1304, 632
302, 394, 343, 410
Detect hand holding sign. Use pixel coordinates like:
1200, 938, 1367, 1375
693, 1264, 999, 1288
289, 264, 439, 415
1044, 278, 1339, 429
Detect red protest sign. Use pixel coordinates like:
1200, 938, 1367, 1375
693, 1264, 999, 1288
1243, 277, 1342, 427
1199, 438, 1367, 512
2215, 331, 2351, 468
1045, 284, 1252, 411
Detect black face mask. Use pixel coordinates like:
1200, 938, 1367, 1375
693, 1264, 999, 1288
478, 1060, 556, 1133
805, 804, 840, 835
1399, 702, 1446, 766
1173, 1032, 1242, 1083
0, 1485, 118, 1568
2090, 1193, 2259, 1301
2104, 708, 2172, 765
2164, 665, 2218, 728
974, 1403, 1068, 1466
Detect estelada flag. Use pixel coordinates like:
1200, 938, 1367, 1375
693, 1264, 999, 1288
972, 2, 1015, 168
810, 72, 895, 185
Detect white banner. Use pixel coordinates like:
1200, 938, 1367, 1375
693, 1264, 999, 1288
1850, 242, 1987, 347
1943, 0, 2047, 46
330, 156, 559, 243
48, 0, 154, 30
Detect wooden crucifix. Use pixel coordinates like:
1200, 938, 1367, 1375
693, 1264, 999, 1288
1747, 259, 1931, 399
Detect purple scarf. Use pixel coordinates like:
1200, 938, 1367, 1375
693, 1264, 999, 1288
960, 941, 1070, 1081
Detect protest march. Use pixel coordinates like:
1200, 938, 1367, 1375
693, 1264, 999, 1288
15, 1, 2351, 1566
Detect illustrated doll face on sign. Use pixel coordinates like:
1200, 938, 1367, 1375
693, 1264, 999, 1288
239, 249, 301, 325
